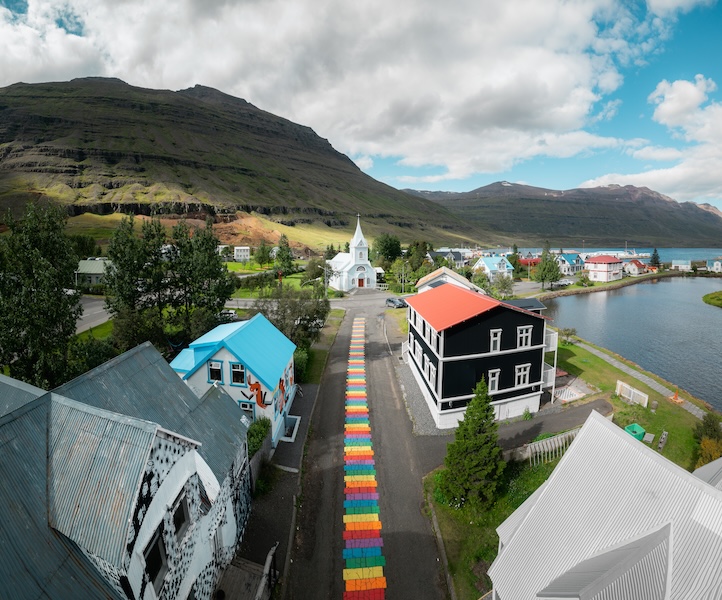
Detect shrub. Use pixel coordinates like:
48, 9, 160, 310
247, 417, 271, 458
694, 412, 722, 442
294, 347, 309, 383
523, 407, 533, 421
696, 436, 722, 469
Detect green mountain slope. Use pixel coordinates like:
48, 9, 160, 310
0, 78, 470, 242
406, 181, 722, 247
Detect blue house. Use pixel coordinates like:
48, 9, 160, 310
171, 313, 298, 447
556, 253, 584, 275
472, 256, 514, 281
707, 258, 722, 273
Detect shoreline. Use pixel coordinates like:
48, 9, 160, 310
536, 270, 722, 301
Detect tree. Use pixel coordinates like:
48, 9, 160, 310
696, 437, 722, 469
69, 233, 101, 258
104, 214, 146, 314
491, 273, 514, 299
255, 239, 272, 268
471, 271, 492, 293
275, 234, 294, 276
372, 233, 402, 263
650, 248, 661, 269
324, 244, 337, 260
437, 379, 505, 508
560, 327, 577, 345
252, 285, 330, 349
0, 204, 82, 388
535, 241, 562, 290
694, 412, 722, 442
508, 244, 522, 276
407, 240, 432, 271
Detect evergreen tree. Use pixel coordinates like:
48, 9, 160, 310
508, 244, 522, 276
0, 204, 82, 388
535, 241, 562, 289
438, 379, 505, 508
650, 248, 661, 269
275, 234, 295, 276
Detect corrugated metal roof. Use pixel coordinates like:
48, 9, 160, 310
0, 394, 124, 599
415, 266, 484, 293
55, 342, 247, 480
171, 313, 296, 391
48, 394, 157, 567
694, 457, 722, 490
489, 411, 722, 599
0, 373, 45, 417
76, 259, 110, 275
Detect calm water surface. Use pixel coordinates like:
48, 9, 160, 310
544, 277, 722, 411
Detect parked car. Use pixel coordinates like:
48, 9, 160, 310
219, 309, 241, 322
558, 279, 575, 286
385, 297, 407, 308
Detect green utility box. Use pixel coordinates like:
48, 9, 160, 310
625, 423, 646, 441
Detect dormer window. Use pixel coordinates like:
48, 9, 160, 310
144, 526, 168, 595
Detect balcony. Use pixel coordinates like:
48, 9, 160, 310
543, 363, 556, 388
545, 330, 558, 352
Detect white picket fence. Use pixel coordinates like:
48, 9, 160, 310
525, 427, 581, 466
616, 380, 649, 408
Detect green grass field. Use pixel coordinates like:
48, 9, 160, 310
703, 290, 722, 308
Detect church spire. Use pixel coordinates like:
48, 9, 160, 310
351, 214, 367, 249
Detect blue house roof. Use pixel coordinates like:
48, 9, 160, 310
477, 256, 513, 271
171, 313, 296, 391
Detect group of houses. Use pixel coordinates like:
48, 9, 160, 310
1, 309, 298, 599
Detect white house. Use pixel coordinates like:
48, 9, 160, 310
584, 254, 623, 282
489, 410, 722, 599
326, 216, 377, 292
472, 256, 514, 282
415, 266, 485, 294
671, 259, 693, 272
556, 253, 584, 275
234, 246, 251, 262
623, 259, 648, 276
2, 343, 253, 600
707, 258, 722, 273
170, 313, 298, 447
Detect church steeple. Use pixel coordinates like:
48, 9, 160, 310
350, 214, 368, 250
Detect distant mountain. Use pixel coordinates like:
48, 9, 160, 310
405, 182, 722, 247
0, 78, 468, 241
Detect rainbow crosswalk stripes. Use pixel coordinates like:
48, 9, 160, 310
342, 318, 386, 599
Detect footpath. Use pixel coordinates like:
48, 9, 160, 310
576, 341, 706, 420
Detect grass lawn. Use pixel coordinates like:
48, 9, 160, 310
385, 307, 408, 336
427, 459, 560, 599
76, 320, 114, 341
703, 290, 722, 308
231, 272, 311, 298
553, 341, 701, 470
305, 308, 344, 384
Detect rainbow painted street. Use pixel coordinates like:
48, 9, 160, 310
342, 318, 386, 599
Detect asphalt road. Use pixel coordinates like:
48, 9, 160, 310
76, 295, 110, 333
287, 291, 446, 600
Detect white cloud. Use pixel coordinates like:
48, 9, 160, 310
353, 155, 374, 171
585, 73, 722, 207
0, 0, 719, 203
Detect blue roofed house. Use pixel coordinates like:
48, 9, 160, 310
671, 259, 692, 272
2, 342, 253, 600
472, 255, 514, 281
171, 312, 297, 447
555, 252, 584, 276
707, 257, 722, 273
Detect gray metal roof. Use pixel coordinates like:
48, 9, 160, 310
0, 373, 45, 417
694, 456, 722, 490
489, 411, 722, 599
504, 298, 547, 312
76, 258, 111, 275
48, 394, 157, 567
55, 342, 248, 480
0, 394, 124, 599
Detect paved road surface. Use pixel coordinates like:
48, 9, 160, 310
287, 292, 446, 600
76, 295, 110, 333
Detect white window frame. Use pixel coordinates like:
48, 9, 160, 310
415, 341, 422, 365
208, 360, 223, 383
488, 369, 500, 393
490, 329, 502, 353
515, 363, 531, 387
144, 526, 168, 595
517, 325, 533, 348
428, 363, 437, 389
230, 363, 246, 386
171, 492, 191, 542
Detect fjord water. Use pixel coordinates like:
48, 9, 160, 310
544, 277, 722, 411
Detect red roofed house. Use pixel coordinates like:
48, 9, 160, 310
584, 255, 623, 283
404, 283, 558, 428
623, 259, 648, 276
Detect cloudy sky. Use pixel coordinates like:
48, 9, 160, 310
1, 0, 722, 209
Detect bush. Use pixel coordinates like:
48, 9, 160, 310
694, 412, 722, 442
294, 347, 309, 383
523, 407, 533, 421
247, 417, 271, 458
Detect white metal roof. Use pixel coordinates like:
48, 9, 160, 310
489, 411, 722, 599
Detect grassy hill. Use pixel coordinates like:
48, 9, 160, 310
0, 78, 473, 248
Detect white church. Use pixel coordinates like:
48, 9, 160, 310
327, 216, 377, 292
